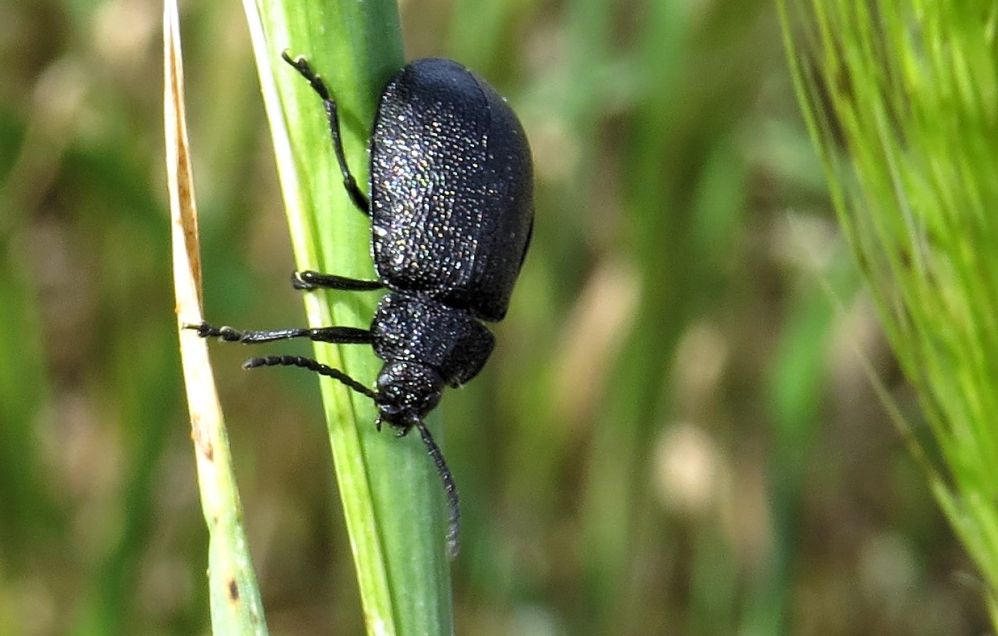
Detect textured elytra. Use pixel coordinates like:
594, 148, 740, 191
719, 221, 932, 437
370, 58, 534, 323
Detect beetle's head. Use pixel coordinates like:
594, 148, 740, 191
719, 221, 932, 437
373, 360, 461, 556
374, 361, 444, 431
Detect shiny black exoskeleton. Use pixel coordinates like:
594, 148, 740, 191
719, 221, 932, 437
191, 51, 533, 557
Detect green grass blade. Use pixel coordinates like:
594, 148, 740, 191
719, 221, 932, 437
242, 1, 455, 633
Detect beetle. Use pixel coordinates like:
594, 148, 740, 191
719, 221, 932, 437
190, 51, 534, 557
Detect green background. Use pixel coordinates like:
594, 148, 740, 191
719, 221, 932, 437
0, 0, 988, 633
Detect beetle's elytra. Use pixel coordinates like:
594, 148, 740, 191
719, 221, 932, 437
190, 51, 534, 557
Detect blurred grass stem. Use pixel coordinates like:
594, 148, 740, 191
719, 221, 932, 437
779, 0, 998, 624
165, 0, 268, 632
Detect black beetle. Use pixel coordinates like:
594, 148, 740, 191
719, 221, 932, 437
191, 51, 533, 557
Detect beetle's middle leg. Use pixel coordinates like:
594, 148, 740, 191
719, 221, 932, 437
291, 270, 383, 291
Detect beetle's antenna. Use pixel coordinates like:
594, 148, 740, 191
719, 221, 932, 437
413, 420, 460, 558
243, 355, 378, 400
245, 354, 460, 556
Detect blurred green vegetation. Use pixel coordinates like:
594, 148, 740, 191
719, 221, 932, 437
781, 0, 998, 628
0, 0, 990, 634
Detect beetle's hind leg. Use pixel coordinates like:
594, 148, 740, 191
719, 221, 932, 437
281, 50, 371, 215
292, 270, 383, 291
